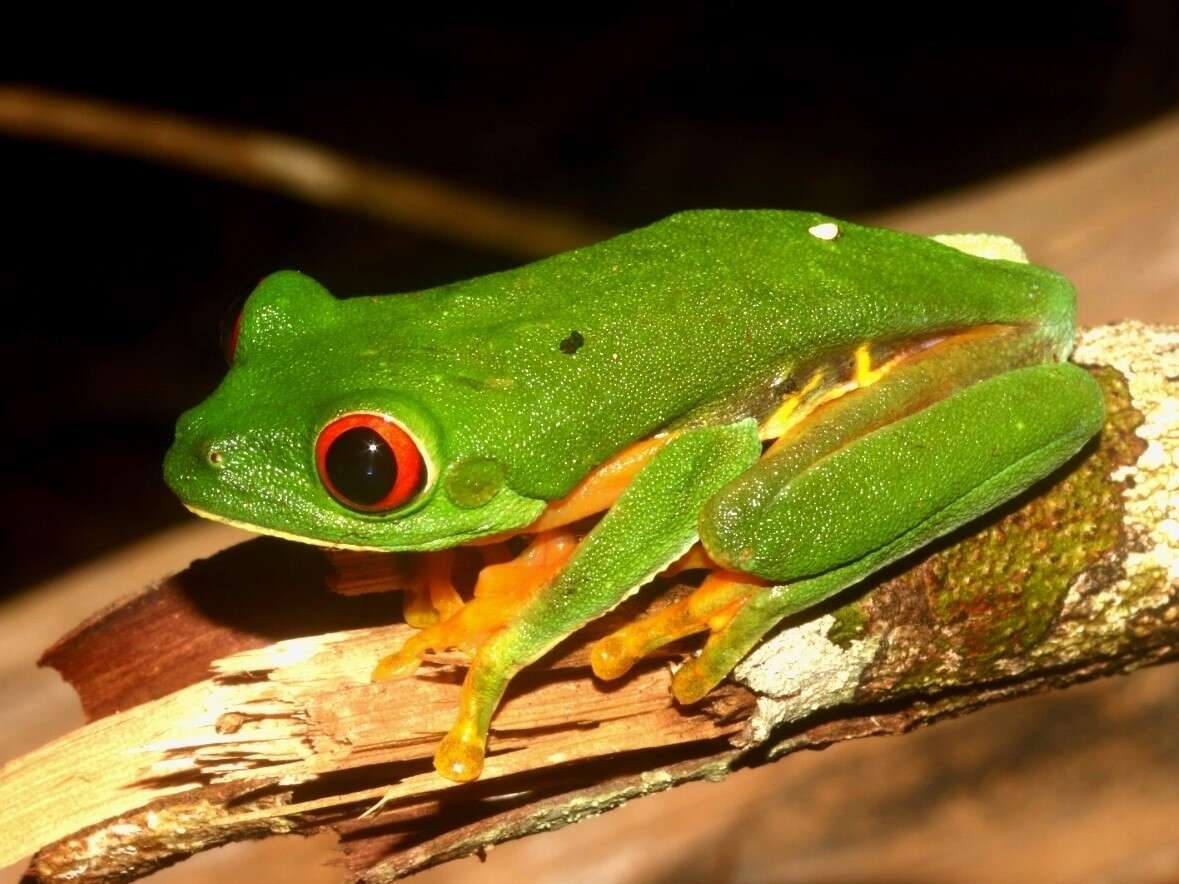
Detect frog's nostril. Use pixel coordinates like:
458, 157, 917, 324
198, 439, 226, 468
164, 435, 217, 496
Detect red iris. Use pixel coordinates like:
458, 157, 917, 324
223, 310, 244, 363
316, 414, 426, 512
219, 291, 247, 365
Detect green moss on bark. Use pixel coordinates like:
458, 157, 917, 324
881, 367, 1145, 690
826, 604, 870, 648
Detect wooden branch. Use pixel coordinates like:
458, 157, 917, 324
0, 321, 1174, 882
0, 86, 613, 258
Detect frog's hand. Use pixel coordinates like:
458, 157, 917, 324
433, 420, 762, 782
669, 359, 1104, 702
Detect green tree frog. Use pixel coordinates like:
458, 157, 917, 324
165, 210, 1104, 782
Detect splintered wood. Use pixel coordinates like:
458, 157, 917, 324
5, 540, 752, 882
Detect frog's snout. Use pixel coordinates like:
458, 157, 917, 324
170, 436, 226, 473
170, 409, 225, 464
163, 420, 230, 502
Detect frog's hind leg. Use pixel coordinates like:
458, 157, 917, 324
596, 327, 1105, 705
590, 557, 845, 704
670, 573, 848, 703
589, 561, 845, 704
680, 362, 1103, 703
371, 530, 578, 680
590, 568, 764, 681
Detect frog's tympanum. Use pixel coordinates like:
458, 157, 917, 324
166, 211, 1104, 781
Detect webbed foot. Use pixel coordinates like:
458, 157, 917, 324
371, 530, 578, 680
590, 568, 764, 696
400, 549, 465, 628
434, 718, 486, 782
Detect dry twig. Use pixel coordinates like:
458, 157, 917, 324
0, 86, 613, 258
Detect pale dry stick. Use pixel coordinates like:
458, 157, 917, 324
0, 85, 615, 258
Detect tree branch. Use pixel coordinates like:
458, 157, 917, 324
1, 321, 1175, 882
0, 86, 613, 258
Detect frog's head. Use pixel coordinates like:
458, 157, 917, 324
164, 271, 546, 551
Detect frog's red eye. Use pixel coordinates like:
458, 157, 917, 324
219, 292, 249, 364
222, 311, 244, 363
316, 414, 426, 512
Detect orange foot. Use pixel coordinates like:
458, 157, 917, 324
398, 549, 465, 628
372, 530, 579, 681
590, 567, 765, 700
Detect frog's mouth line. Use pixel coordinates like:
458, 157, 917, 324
182, 504, 389, 552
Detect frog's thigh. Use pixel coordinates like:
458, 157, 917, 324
433, 420, 762, 782
703, 362, 1104, 581
675, 363, 1105, 702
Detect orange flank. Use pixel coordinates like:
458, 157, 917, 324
759, 370, 825, 442
854, 342, 886, 385
761, 342, 903, 455
591, 568, 765, 681
761, 326, 1016, 455
661, 543, 720, 578
525, 434, 673, 532
371, 530, 579, 681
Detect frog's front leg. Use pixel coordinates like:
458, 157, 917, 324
398, 549, 465, 627
596, 331, 1106, 704
372, 529, 579, 678
431, 421, 762, 781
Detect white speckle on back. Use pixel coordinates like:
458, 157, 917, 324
808, 222, 840, 241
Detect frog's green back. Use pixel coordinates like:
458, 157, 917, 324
168, 209, 1078, 550
333, 209, 1075, 498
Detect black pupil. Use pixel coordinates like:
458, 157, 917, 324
325, 427, 397, 506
